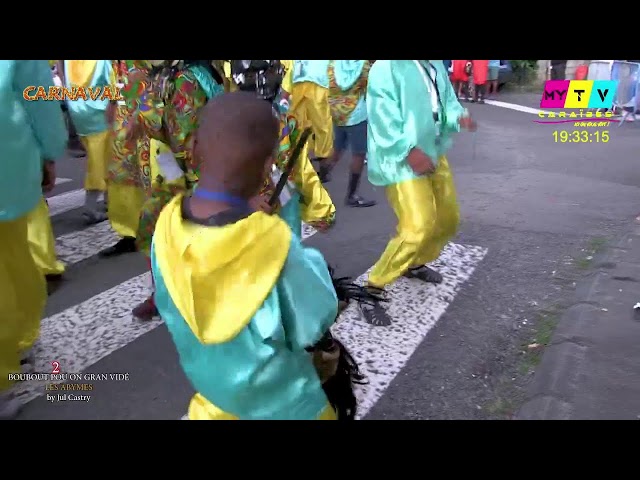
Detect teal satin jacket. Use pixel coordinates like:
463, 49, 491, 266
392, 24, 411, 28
366, 60, 465, 187
0, 60, 67, 222
293, 60, 330, 88
64, 60, 113, 136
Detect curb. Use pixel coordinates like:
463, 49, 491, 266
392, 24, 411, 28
516, 222, 640, 420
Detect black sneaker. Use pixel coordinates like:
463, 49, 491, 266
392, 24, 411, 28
45, 274, 64, 295
318, 164, 332, 183
345, 195, 376, 208
403, 266, 443, 284
99, 237, 137, 257
82, 210, 107, 225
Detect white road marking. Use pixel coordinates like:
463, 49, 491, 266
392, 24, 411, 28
55, 177, 72, 185
181, 241, 487, 420
47, 188, 85, 217
56, 222, 118, 266
484, 99, 548, 115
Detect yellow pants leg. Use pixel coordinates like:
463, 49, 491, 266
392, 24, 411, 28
291, 83, 310, 127
368, 157, 460, 289
0, 213, 47, 392
291, 82, 334, 158
80, 130, 111, 192
107, 184, 145, 238
27, 197, 65, 276
412, 157, 460, 266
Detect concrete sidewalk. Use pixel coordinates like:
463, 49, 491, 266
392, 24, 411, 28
518, 222, 640, 420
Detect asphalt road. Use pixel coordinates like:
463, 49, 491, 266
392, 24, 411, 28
15, 95, 640, 420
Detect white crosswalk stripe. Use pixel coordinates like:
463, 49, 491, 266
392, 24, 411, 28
47, 188, 86, 217
15, 189, 488, 419
55, 177, 73, 186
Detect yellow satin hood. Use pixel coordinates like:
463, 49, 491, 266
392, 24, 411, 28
153, 196, 292, 345
66, 60, 98, 88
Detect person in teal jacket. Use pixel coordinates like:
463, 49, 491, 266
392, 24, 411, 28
0, 60, 67, 420
360, 60, 477, 327
64, 60, 114, 224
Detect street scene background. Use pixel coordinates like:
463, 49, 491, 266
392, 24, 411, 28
15, 91, 640, 420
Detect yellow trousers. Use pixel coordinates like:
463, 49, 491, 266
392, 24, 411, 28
0, 211, 47, 391
291, 82, 334, 158
80, 130, 111, 192
27, 197, 65, 276
107, 184, 145, 239
368, 157, 460, 289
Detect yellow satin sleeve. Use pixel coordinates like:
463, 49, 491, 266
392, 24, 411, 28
66, 60, 98, 88
223, 62, 238, 92
280, 60, 294, 95
294, 145, 336, 228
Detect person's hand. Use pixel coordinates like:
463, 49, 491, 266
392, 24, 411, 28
127, 69, 149, 86
42, 160, 56, 193
106, 102, 117, 125
459, 115, 477, 132
407, 148, 435, 175
249, 194, 275, 214
123, 115, 144, 141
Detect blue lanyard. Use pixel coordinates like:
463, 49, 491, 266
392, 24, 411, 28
192, 188, 249, 208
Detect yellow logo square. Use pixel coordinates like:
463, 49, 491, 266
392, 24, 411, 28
564, 80, 593, 109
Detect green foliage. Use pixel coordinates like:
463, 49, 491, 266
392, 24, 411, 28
510, 60, 539, 84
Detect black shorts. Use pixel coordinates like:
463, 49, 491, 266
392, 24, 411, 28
333, 120, 367, 155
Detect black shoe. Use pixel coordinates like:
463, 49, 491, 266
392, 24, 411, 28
318, 164, 332, 183
45, 274, 64, 295
82, 210, 107, 225
132, 297, 160, 321
357, 286, 392, 326
345, 195, 376, 208
359, 300, 393, 327
403, 265, 443, 284
99, 237, 137, 257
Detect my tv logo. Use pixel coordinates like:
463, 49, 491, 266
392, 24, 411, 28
540, 80, 618, 109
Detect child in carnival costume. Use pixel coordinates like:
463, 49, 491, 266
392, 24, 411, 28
122, 60, 225, 321
229, 60, 335, 237
152, 92, 342, 420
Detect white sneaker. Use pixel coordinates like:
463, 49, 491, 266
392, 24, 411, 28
0, 391, 22, 420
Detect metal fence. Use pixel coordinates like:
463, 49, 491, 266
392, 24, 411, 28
587, 60, 613, 81
611, 61, 640, 112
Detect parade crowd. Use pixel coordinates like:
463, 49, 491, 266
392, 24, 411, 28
0, 60, 476, 420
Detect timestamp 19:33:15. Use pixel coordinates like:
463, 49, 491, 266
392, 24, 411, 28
553, 130, 610, 143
